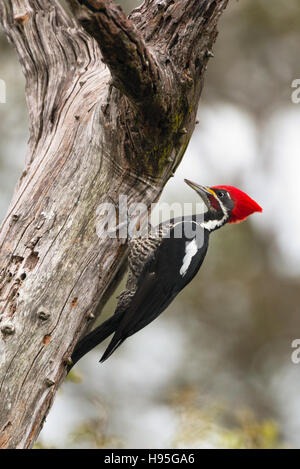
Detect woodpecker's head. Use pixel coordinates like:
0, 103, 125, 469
184, 179, 262, 231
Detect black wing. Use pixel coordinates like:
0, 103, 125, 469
100, 226, 209, 362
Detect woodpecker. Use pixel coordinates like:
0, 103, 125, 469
69, 180, 262, 369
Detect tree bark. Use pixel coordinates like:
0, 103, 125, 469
0, 0, 228, 448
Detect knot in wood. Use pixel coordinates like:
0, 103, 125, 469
1, 323, 15, 335
45, 378, 55, 387
38, 310, 50, 321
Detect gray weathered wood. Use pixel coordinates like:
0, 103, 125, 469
0, 0, 228, 448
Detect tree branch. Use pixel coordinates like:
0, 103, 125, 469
66, 0, 228, 176
67, 0, 164, 116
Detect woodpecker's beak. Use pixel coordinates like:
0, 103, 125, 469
184, 179, 215, 210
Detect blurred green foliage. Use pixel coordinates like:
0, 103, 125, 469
171, 387, 283, 449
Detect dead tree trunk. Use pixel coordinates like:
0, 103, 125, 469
0, 0, 228, 448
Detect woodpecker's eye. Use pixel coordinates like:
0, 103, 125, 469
218, 191, 226, 198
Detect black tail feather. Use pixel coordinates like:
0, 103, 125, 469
68, 313, 120, 372
99, 335, 126, 363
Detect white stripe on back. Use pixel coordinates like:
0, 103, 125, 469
180, 238, 198, 277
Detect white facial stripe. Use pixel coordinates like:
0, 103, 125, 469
218, 197, 228, 215
200, 216, 227, 231
180, 239, 198, 277
200, 192, 229, 231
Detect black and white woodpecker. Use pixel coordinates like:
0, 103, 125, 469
69, 180, 262, 369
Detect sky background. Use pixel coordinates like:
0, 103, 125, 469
0, 0, 300, 448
